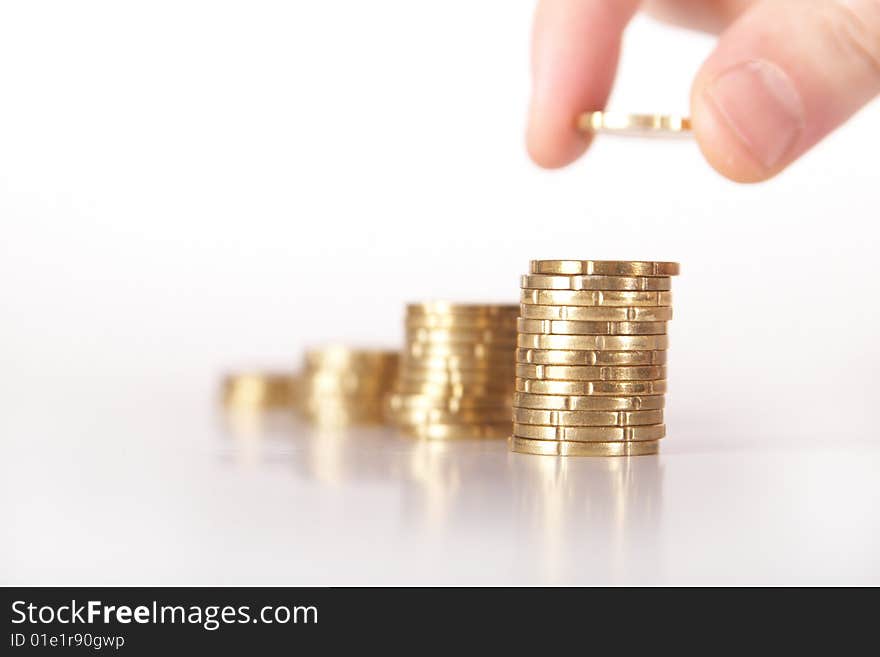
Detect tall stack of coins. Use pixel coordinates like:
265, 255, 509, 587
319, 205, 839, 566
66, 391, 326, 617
298, 347, 399, 426
511, 260, 679, 456
386, 302, 518, 439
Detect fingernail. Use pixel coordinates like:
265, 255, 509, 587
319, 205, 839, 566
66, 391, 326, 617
704, 60, 805, 170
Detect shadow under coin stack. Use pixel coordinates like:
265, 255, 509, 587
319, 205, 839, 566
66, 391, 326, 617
298, 347, 399, 426
511, 260, 679, 456
386, 303, 518, 439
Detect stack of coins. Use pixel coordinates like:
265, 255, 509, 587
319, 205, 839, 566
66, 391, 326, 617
511, 260, 679, 456
386, 302, 518, 439
298, 347, 399, 426
222, 372, 300, 410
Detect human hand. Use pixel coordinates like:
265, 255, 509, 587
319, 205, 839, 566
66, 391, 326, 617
526, 0, 880, 182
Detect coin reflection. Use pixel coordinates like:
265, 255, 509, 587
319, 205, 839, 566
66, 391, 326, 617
400, 439, 512, 532
291, 426, 408, 486
218, 408, 301, 468
510, 453, 664, 583
397, 438, 664, 582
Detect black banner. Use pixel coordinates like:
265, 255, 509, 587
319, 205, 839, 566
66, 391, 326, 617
0, 586, 859, 653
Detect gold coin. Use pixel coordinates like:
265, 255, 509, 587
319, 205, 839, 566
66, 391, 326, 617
400, 368, 514, 385
299, 390, 389, 403
517, 333, 668, 351
521, 289, 672, 307
517, 318, 667, 336
513, 407, 663, 427
298, 384, 389, 398
302, 368, 396, 382
400, 423, 511, 439
406, 315, 517, 330
299, 390, 388, 408
402, 354, 513, 371
521, 274, 671, 291
406, 342, 514, 359
300, 373, 397, 394
300, 369, 395, 383
390, 406, 512, 426
516, 348, 666, 366
302, 366, 396, 381
515, 363, 666, 381
513, 422, 666, 442
401, 360, 515, 375
302, 364, 397, 378
302, 410, 386, 427
515, 378, 667, 396
301, 405, 384, 419
387, 392, 512, 411
519, 304, 672, 322
304, 347, 398, 370
513, 391, 665, 411
408, 327, 517, 344
530, 260, 680, 277
395, 380, 512, 397
299, 377, 390, 392
510, 436, 660, 457
406, 302, 519, 316
299, 396, 384, 410
577, 111, 691, 137
222, 373, 298, 409
407, 305, 518, 315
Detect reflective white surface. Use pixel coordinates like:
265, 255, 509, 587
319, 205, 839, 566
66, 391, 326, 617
2, 3, 880, 585
3, 381, 878, 585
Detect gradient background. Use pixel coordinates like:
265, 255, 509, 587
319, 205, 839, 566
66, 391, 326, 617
2, 1, 878, 584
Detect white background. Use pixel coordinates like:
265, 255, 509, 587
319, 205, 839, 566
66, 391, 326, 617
1, 1, 878, 584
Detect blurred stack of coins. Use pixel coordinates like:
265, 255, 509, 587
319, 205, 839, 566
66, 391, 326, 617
298, 347, 399, 426
511, 260, 679, 456
222, 372, 300, 410
385, 302, 518, 439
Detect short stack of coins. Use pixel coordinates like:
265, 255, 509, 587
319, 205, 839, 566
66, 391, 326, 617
385, 302, 518, 439
222, 372, 300, 410
511, 260, 679, 456
298, 347, 399, 426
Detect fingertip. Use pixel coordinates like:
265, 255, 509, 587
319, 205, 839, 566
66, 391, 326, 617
526, 106, 591, 169
690, 55, 808, 183
526, 0, 640, 170
691, 85, 776, 183
687, 0, 880, 185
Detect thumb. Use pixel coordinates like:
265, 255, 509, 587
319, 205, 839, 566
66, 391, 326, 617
691, 0, 880, 182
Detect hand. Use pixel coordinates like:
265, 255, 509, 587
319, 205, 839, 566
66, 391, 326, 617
526, 0, 880, 182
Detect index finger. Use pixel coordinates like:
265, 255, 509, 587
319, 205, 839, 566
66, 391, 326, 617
527, 0, 642, 168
